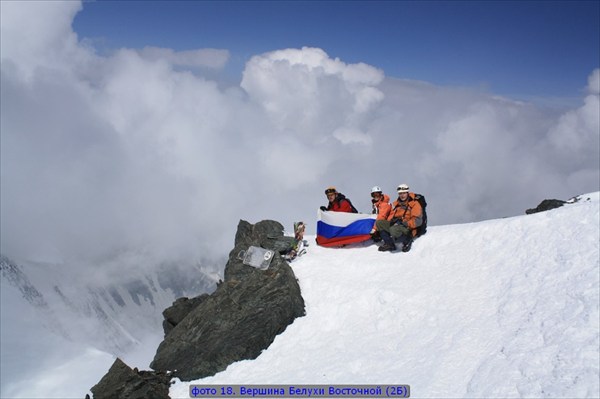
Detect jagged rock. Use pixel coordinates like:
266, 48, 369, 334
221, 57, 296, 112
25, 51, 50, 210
526, 199, 566, 214
226, 219, 289, 281
150, 219, 305, 381
90, 357, 170, 399
162, 294, 209, 337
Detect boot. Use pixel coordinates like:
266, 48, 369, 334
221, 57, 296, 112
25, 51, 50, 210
398, 235, 412, 252
378, 243, 397, 252
378, 230, 396, 252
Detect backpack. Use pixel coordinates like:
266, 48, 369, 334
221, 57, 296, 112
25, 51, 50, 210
413, 193, 428, 237
330, 194, 358, 213
345, 198, 358, 213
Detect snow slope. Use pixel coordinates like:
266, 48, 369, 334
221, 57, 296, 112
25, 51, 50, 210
171, 193, 599, 398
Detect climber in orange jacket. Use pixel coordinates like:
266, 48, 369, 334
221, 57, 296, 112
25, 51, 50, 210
369, 186, 392, 242
375, 183, 423, 252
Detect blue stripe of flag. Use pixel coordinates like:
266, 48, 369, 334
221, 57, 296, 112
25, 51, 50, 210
317, 218, 376, 239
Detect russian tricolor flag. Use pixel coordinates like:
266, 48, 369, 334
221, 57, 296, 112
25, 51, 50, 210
316, 210, 376, 247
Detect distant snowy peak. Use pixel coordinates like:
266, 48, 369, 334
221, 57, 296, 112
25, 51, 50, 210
0, 255, 48, 308
0, 254, 219, 354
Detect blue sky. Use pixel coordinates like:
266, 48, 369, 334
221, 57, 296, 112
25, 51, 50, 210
73, 0, 599, 102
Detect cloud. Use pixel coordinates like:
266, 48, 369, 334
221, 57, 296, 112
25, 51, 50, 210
138, 47, 230, 69
1, 1, 598, 270
240, 47, 384, 143
588, 68, 600, 95
0, 0, 87, 81
332, 127, 373, 146
546, 69, 600, 168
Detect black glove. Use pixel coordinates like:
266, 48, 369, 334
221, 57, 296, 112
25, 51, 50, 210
320, 206, 327, 211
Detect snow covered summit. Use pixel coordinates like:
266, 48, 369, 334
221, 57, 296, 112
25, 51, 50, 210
171, 193, 599, 398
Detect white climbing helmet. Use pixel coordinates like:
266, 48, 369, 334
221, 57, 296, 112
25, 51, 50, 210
371, 186, 382, 194
397, 184, 410, 193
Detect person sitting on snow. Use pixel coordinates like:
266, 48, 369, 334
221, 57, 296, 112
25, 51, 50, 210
369, 186, 392, 242
375, 183, 423, 252
320, 186, 358, 213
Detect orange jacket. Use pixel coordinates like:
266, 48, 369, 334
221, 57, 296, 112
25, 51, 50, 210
387, 192, 423, 236
372, 194, 392, 221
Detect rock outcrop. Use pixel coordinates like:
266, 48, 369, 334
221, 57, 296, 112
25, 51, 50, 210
90, 358, 171, 399
526, 199, 566, 214
161, 294, 209, 337
150, 219, 305, 381
89, 219, 305, 396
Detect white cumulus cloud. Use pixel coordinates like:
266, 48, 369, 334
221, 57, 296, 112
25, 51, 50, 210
241, 47, 384, 141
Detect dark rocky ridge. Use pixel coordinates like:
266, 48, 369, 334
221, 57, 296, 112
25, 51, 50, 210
161, 294, 210, 337
90, 358, 171, 399
526, 199, 566, 214
150, 219, 306, 381
89, 219, 305, 397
